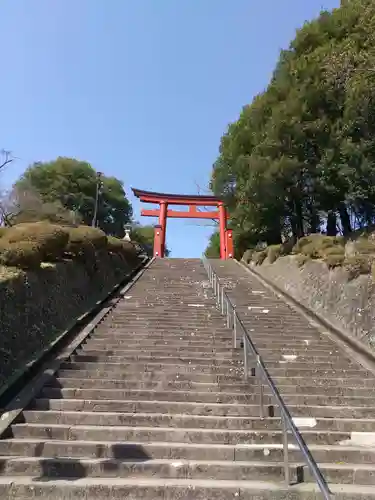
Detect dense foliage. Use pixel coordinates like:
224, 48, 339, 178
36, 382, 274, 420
15, 157, 132, 237
210, 0, 375, 257
0, 222, 140, 270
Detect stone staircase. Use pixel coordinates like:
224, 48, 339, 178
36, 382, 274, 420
0, 258, 374, 498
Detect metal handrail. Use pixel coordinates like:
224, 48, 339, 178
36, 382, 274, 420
202, 256, 332, 499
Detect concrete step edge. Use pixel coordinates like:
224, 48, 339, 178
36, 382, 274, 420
0, 475, 375, 494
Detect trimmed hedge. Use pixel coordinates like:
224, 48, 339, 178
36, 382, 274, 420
66, 226, 107, 258
0, 240, 43, 269
0, 222, 139, 270
3, 222, 70, 261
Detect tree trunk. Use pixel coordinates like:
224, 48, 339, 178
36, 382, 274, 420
326, 211, 337, 236
307, 210, 320, 234
338, 204, 352, 236
292, 200, 304, 238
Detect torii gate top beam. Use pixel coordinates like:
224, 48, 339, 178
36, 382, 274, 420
132, 188, 222, 207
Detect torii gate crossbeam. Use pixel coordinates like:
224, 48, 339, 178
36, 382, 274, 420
132, 188, 233, 259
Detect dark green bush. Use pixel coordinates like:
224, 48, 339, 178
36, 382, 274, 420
3, 222, 69, 261
107, 236, 126, 254
325, 254, 345, 269
344, 256, 372, 281
295, 254, 310, 268
252, 250, 267, 265
242, 249, 254, 264
294, 234, 345, 261
107, 237, 138, 262
0, 240, 43, 269
267, 244, 281, 263
66, 226, 107, 257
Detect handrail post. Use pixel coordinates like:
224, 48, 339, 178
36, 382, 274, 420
282, 415, 290, 486
221, 286, 225, 314
257, 356, 265, 418
226, 298, 230, 329
233, 309, 237, 349
243, 334, 248, 380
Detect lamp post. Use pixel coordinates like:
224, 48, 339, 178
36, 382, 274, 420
123, 223, 131, 241
92, 171, 103, 227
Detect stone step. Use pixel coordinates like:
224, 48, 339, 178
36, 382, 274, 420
266, 367, 366, 378
31, 398, 375, 418
22, 410, 375, 432
58, 364, 375, 388
46, 377, 248, 392
40, 385, 375, 407
66, 355, 357, 374
59, 361, 245, 375
77, 349, 243, 361
58, 361, 366, 380
271, 376, 375, 389
70, 354, 244, 366
11, 423, 351, 445
47, 376, 375, 398
77, 347, 349, 364
1, 456, 375, 485
56, 369, 236, 384
91, 332, 233, 341
1, 439, 374, 464
83, 344, 234, 355
39, 387, 263, 404
85, 339, 232, 349
0, 476, 374, 500
97, 323, 228, 330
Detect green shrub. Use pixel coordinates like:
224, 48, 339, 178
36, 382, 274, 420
352, 237, 375, 256
0, 240, 43, 269
107, 236, 126, 254
344, 256, 371, 281
294, 234, 345, 261
280, 239, 295, 256
325, 254, 345, 269
66, 226, 107, 257
267, 244, 281, 263
252, 250, 267, 265
323, 246, 345, 257
242, 249, 254, 264
295, 254, 310, 268
107, 236, 138, 259
3, 222, 69, 261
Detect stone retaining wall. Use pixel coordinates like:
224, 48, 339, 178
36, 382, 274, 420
250, 255, 375, 351
0, 253, 138, 392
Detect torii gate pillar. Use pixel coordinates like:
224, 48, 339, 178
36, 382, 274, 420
132, 188, 233, 260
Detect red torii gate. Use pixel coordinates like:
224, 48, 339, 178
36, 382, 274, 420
132, 188, 233, 260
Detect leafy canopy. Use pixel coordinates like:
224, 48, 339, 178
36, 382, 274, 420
16, 157, 132, 236
209, 0, 375, 256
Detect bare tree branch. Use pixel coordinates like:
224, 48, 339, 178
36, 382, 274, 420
193, 179, 219, 226
0, 149, 14, 172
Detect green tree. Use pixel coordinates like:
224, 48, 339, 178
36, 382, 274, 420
131, 223, 171, 256
205, 231, 220, 258
209, 0, 375, 256
16, 157, 132, 236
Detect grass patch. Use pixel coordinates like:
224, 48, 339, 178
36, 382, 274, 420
344, 256, 372, 281
242, 249, 254, 264
252, 250, 267, 265
267, 244, 282, 263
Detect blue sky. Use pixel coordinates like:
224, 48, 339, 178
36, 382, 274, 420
0, 0, 339, 257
